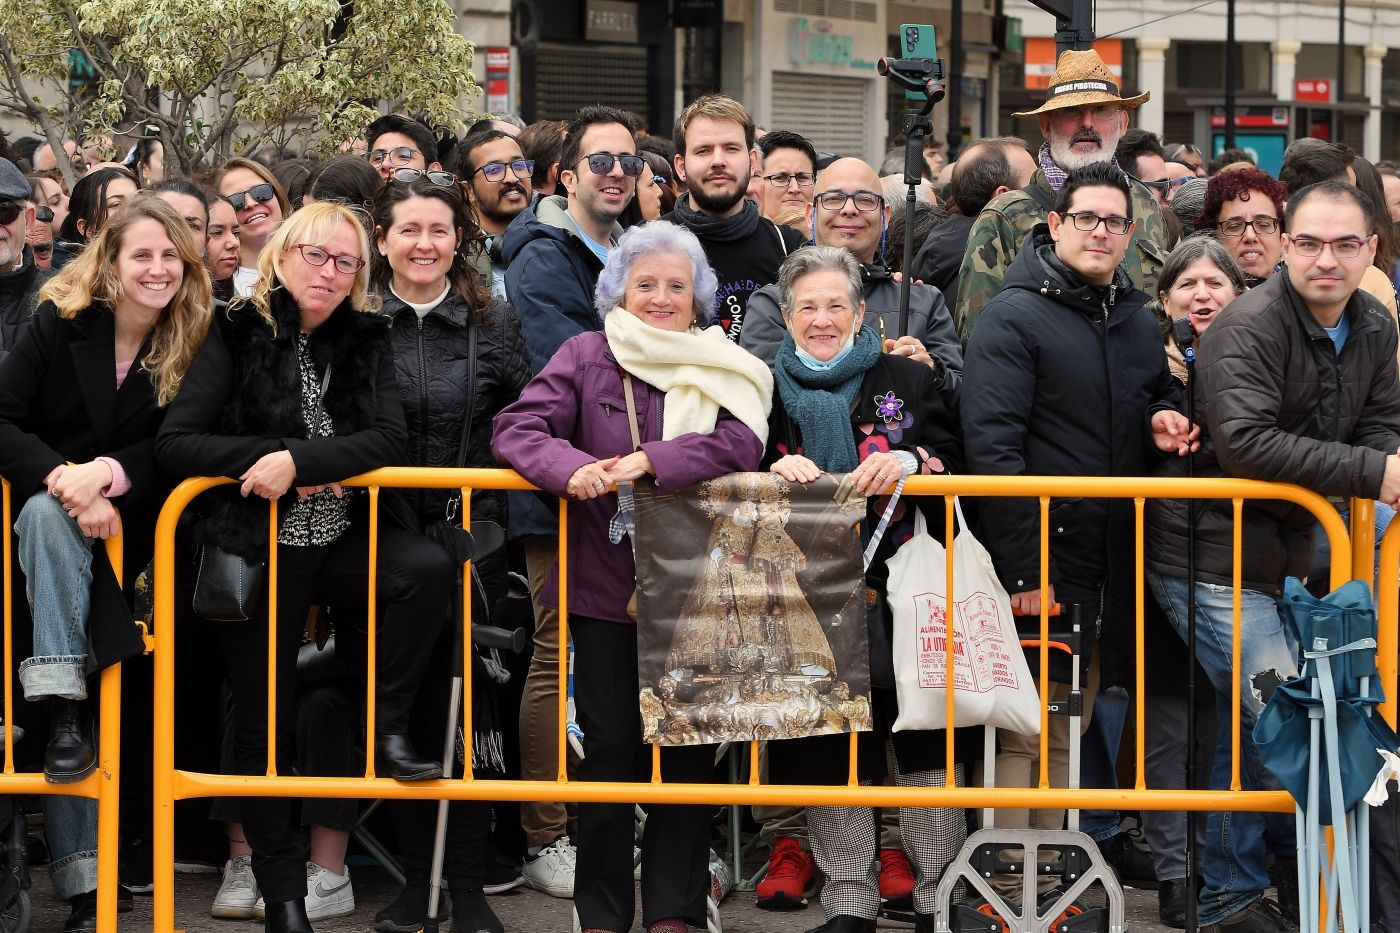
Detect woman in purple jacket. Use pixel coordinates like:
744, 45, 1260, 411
492, 221, 772, 933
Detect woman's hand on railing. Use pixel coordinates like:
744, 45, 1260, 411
848, 451, 903, 497
74, 496, 122, 540
769, 454, 821, 484
239, 451, 296, 500
566, 457, 619, 500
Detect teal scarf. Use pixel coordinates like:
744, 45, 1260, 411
774, 326, 882, 473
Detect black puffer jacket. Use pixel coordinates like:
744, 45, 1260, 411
0, 246, 52, 356
1147, 272, 1400, 593
382, 290, 531, 540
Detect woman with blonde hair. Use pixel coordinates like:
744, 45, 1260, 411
157, 201, 444, 933
214, 157, 291, 297
0, 194, 210, 929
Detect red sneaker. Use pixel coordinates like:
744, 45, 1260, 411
879, 848, 916, 904
755, 837, 814, 910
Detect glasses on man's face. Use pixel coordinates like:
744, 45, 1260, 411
1143, 177, 1192, 196
391, 168, 459, 187
815, 190, 882, 212
1217, 216, 1279, 238
579, 153, 645, 177
0, 201, 22, 226
1062, 211, 1133, 235
473, 159, 534, 183
290, 243, 365, 275
764, 172, 816, 189
368, 146, 421, 167
227, 183, 277, 211
1288, 235, 1371, 260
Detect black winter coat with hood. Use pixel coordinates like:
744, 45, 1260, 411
961, 225, 1181, 686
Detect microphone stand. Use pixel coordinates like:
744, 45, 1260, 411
1172, 316, 1200, 933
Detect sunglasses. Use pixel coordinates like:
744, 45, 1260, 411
391, 168, 459, 187
368, 146, 421, 167
227, 183, 277, 211
472, 159, 534, 183
578, 153, 645, 177
0, 201, 22, 226
30, 242, 53, 257
35, 205, 54, 224
1143, 177, 1193, 196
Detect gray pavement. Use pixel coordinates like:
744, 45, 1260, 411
22, 862, 1187, 932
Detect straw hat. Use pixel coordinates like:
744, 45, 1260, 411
1015, 49, 1149, 117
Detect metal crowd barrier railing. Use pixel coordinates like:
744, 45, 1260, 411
148, 468, 1367, 931
0, 480, 129, 933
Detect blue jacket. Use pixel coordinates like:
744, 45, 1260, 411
502, 194, 618, 375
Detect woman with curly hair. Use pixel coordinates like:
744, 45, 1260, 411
1194, 167, 1287, 287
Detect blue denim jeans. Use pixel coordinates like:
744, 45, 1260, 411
1080, 685, 1131, 841
14, 492, 94, 701
1147, 571, 1300, 926
1311, 501, 1395, 591
45, 794, 97, 900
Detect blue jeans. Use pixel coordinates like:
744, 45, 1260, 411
1147, 572, 1300, 926
1312, 501, 1395, 591
45, 795, 96, 900
1080, 686, 1131, 841
15, 492, 94, 701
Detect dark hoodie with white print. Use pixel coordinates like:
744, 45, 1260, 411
961, 223, 1181, 687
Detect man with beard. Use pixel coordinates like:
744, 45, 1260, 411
456, 129, 534, 299
955, 49, 1171, 340
665, 95, 806, 343
0, 157, 52, 359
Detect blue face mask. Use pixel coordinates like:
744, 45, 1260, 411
795, 327, 858, 371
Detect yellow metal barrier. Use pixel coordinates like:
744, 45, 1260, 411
0, 480, 126, 933
1377, 512, 1400, 730
150, 468, 1361, 932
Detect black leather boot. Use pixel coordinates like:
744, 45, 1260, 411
63, 892, 97, 933
804, 916, 877, 933
375, 734, 442, 781
46, 698, 95, 783
264, 898, 314, 933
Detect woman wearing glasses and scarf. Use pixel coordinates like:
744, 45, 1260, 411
214, 158, 291, 297
367, 170, 531, 933
157, 202, 447, 933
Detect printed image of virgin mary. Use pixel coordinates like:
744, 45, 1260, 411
665, 474, 838, 679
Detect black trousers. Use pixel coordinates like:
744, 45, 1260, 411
571, 615, 714, 933
217, 524, 450, 903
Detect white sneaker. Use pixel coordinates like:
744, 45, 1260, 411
523, 835, 577, 899
211, 856, 260, 919
252, 862, 355, 921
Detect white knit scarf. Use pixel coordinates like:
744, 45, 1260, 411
603, 307, 774, 447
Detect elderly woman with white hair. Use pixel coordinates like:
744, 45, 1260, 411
492, 220, 773, 933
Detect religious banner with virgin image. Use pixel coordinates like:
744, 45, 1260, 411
632, 472, 874, 746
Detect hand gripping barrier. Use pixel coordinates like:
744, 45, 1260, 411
0, 480, 137, 933
148, 468, 1367, 932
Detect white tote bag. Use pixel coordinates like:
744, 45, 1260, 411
887, 499, 1041, 736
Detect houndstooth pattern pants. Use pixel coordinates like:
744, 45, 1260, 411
807, 763, 968, 918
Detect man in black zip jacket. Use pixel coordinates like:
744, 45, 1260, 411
961, 162, 1194, 910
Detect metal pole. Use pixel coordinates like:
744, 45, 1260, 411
948, 0, 963, 159
1224, 0, 1237, 150
1336, 0, 1346, 142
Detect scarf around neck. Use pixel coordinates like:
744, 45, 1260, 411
671, 193, 761, 243
774, 326, 882, 473
1037, 142, 1129, 193
604, 308, 774, 445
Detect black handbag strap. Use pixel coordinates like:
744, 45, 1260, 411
451, 322, 480, 468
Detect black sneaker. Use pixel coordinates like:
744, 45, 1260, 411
483, 859, 525, 895
373, 879, 448, 933
1203, 897, 1300, 933
1100, 831, 1158, 889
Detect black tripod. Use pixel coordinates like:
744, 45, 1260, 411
876, 54, 945, 337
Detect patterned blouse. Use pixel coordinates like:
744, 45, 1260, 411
277, 333, 352, 547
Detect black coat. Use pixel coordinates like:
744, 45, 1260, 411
961, 227, 1180, 687
0, 246, 52, 357
381, 290, 530, 550
1148, 272, 1400, 593
912, 212, 975, 307
155, 288, 408, 560
0, 301, 172, 670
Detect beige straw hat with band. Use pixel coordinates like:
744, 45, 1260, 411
1014, 48, 1150, 117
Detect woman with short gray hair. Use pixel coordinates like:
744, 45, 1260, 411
763, 245, 971, 933
492, 219, 772, 933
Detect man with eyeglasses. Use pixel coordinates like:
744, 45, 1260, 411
1115, 129, 1179, 208
0, 157, 52, 359
963, 162, 1191, 921
1165, 142, 1207, 177
1146, 181, 1400, 933
455, 128, 534, 299
364, 114, 441, 182
499, 106, 640, 904
665, 95, 805, 343
755, 130, 818, 225
955, 49, 1171, 341
742, 157, 962, 410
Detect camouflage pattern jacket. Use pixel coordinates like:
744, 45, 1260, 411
954, 168, 1171, 341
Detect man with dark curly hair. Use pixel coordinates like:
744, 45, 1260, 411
1196, 168, 1288, 286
